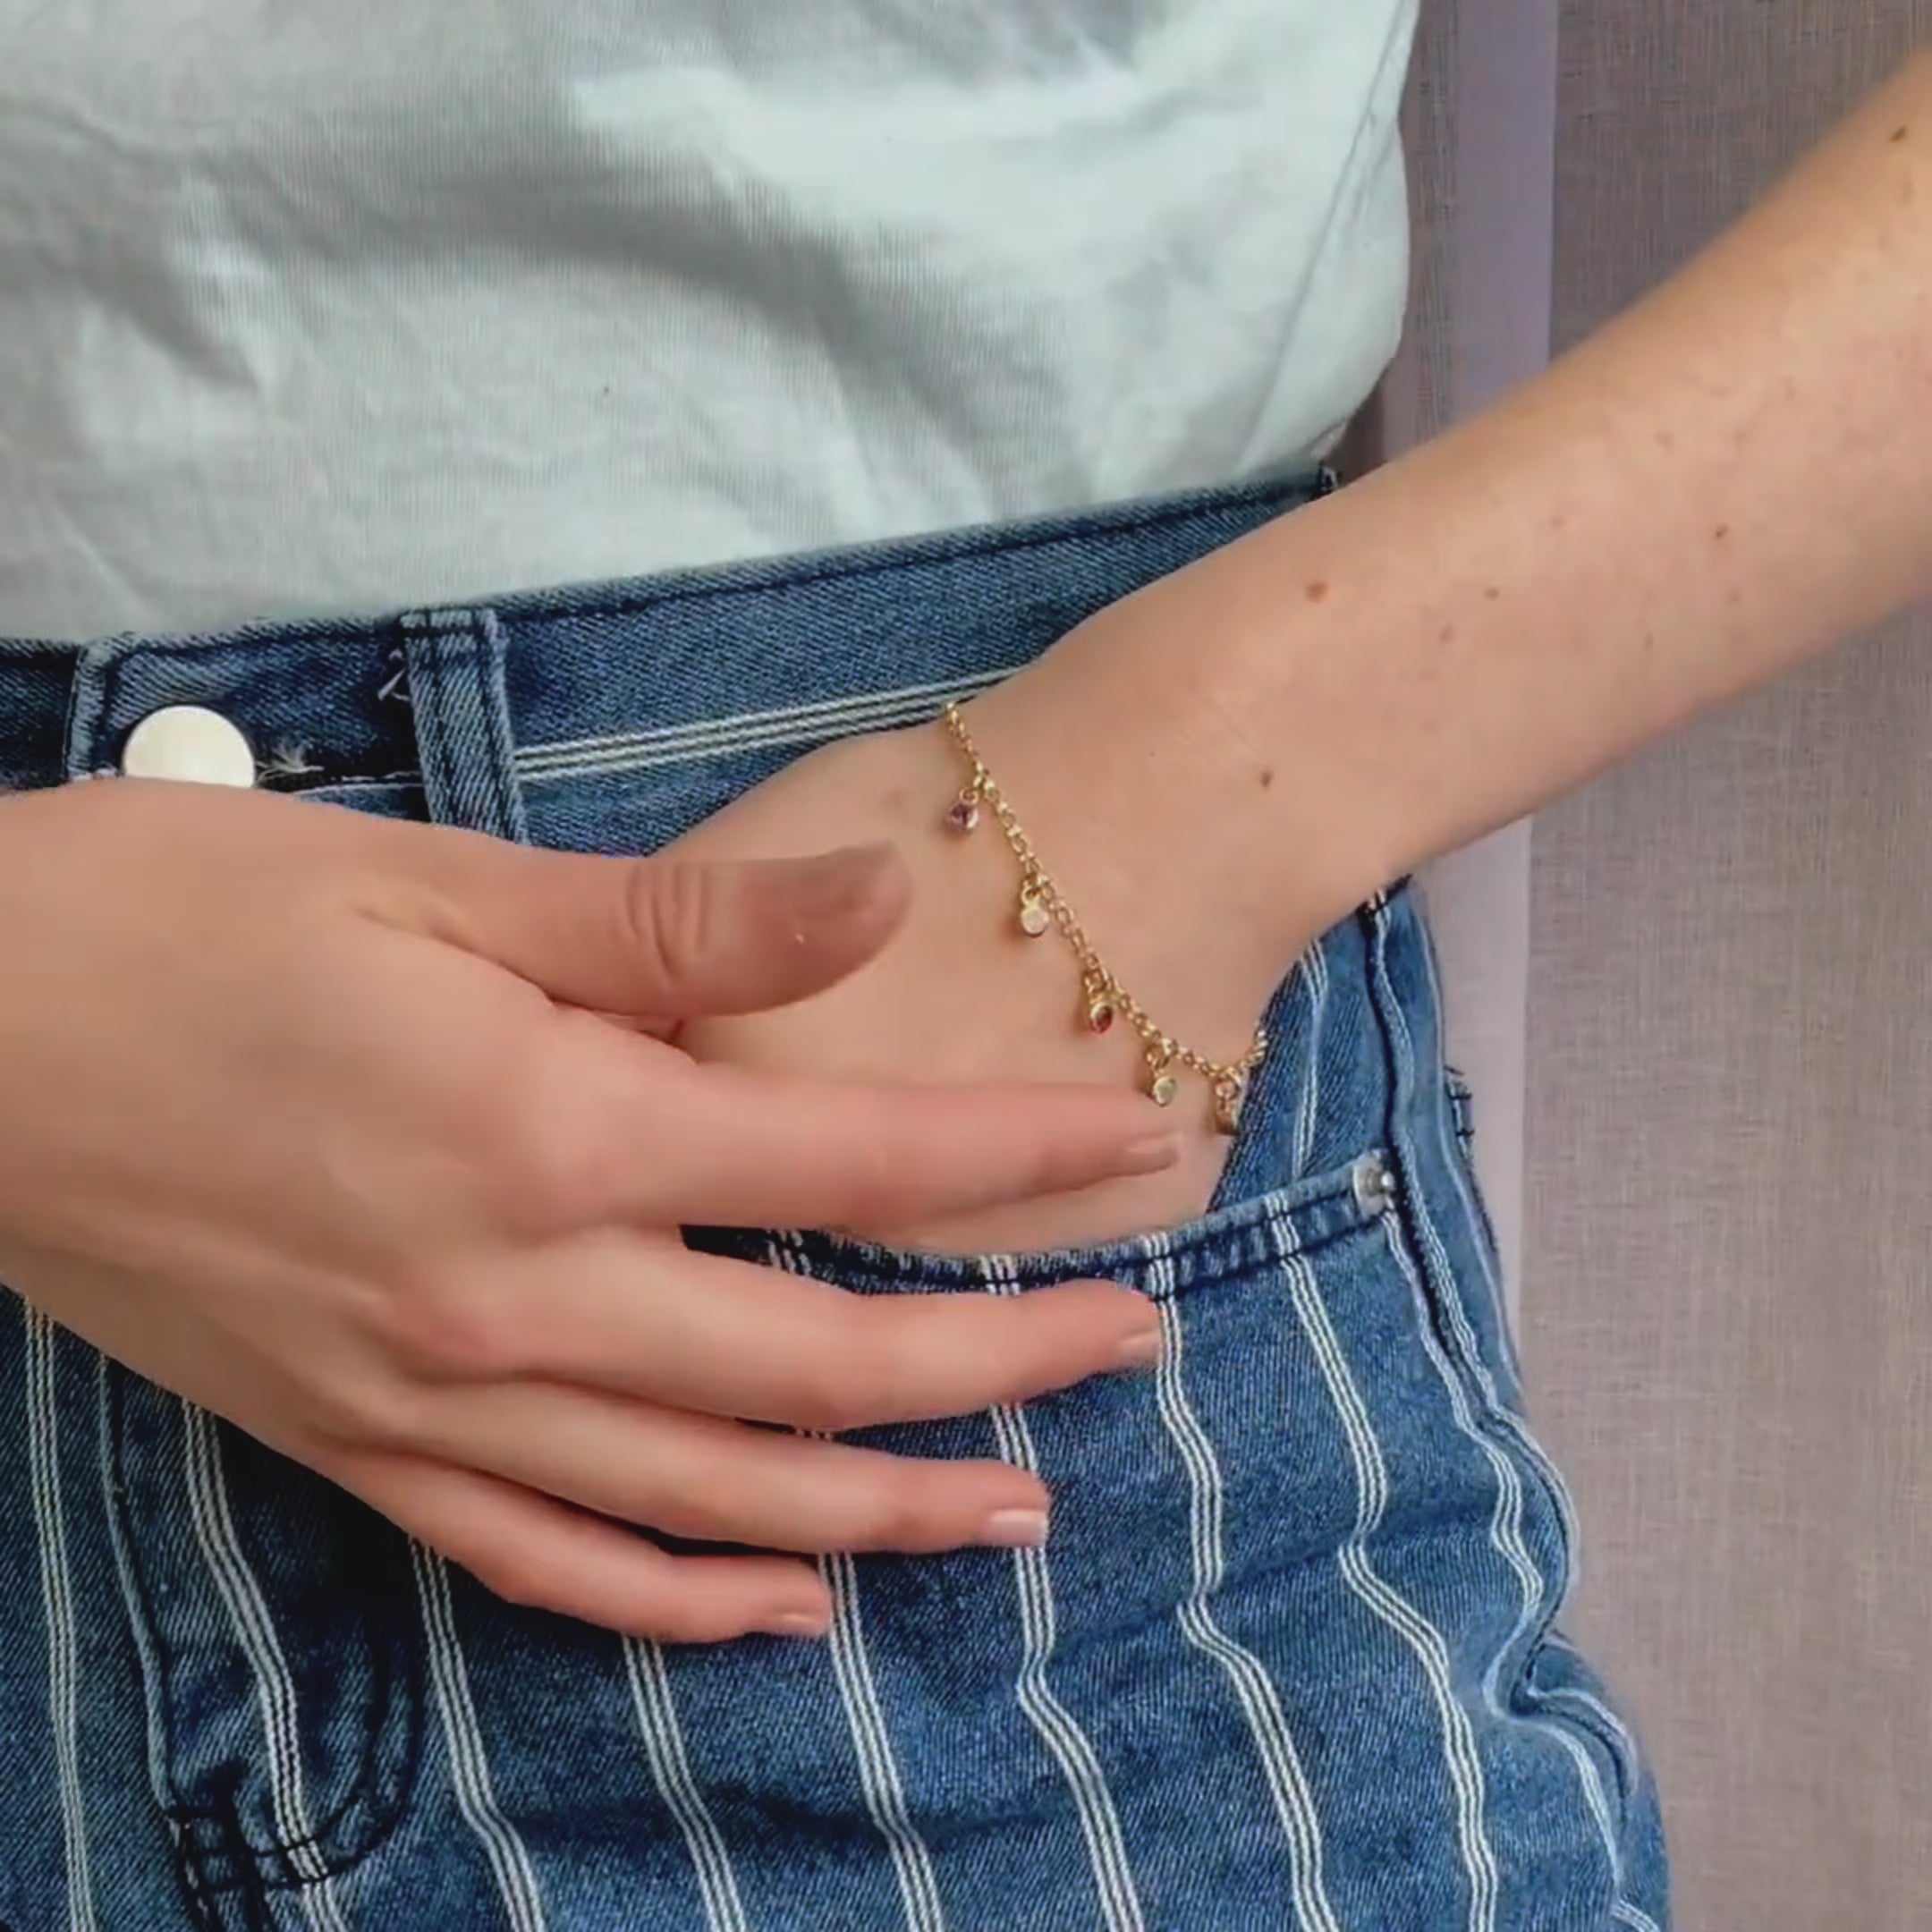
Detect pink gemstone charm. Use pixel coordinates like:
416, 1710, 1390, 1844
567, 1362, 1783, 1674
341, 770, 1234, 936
1086, 998, 1116, 1035
945, 796, 980, 832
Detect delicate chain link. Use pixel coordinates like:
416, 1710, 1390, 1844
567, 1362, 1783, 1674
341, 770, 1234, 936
939, 703, 1265, 1132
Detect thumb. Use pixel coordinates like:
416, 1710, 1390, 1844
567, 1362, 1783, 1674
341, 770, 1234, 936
414, 834, 911, 1018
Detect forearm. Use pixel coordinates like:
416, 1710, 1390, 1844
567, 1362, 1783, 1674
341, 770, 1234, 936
972, 51, 1932, 1006
671, 51, 1932, 1246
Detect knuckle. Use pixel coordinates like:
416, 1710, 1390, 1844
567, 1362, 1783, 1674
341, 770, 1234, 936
301, 1361, 421, 1453
628, 860, 728, 1003
844, 1473, 934, 1552
788, 1335, 899, 1435
471, 1082, 613, 1234
481, 1030, 650, 1233
501, 1115, 599, 1231
646, 1597, 748, 1647
375, 1265, 527, 1383
642, 1475, 741, 1546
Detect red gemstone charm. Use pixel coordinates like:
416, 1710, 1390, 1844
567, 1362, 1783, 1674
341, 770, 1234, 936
1086, 998, 1116, 1035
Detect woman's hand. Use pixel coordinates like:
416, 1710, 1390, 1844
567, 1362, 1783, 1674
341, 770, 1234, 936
0, 780, 1178, 1640
671, 692, 1292, 1254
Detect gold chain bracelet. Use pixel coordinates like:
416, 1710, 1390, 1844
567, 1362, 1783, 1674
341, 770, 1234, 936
939, 702, 1266, 1134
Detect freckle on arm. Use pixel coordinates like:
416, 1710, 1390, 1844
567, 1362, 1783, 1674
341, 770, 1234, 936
1304, 580, 1330, 603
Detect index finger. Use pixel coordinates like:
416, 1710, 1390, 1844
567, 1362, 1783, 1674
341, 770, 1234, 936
620, 1059, 1180, 1232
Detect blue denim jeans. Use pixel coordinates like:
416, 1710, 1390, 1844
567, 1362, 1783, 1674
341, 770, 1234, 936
0, 478, 1668, 1931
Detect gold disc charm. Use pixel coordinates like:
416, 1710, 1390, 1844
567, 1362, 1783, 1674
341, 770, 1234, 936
1213, 1075, 1247, 1135
1017, 893, 1051, 937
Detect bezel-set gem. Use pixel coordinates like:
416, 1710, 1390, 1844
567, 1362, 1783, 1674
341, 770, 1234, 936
1086, 997, 1116, 1035
945, 796, 980, 832
1149, 1072, 1180, 1107
1018, 895, 1051, 936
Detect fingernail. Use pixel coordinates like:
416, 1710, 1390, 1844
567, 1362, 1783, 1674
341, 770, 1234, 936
764, 1606, 833, 1639
1115, 1325, 1164, 1371
785, 843, 900, 920
982, 1507, 1050, 1548
1123, 1134, 1182, 1174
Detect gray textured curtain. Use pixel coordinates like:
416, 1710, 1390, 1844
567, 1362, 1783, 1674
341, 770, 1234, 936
1385, 4, 1932, 1925
1382, 0, 1561, 1313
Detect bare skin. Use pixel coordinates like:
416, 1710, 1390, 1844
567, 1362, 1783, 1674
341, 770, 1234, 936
682, 51, 1932, 1252
10, 54, 1932, 1644
0, 780, 1178, 1641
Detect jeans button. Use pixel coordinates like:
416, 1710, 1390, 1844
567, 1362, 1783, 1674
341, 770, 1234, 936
120, 707, 257, 788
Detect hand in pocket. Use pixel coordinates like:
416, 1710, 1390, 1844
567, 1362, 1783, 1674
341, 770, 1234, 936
0, 781, 1174, 1640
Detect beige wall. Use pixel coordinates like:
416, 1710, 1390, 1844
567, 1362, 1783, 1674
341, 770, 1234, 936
1526, 6, 1932, 1926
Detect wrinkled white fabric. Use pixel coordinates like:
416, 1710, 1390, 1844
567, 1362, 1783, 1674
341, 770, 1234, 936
0, 1, 1417, 639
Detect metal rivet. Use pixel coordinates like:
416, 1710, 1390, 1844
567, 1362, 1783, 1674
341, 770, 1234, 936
1352, 1153, 1396, 1216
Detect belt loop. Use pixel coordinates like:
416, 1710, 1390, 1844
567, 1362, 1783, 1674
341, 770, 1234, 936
397, 609, 529, 843
62, 641, 122, 784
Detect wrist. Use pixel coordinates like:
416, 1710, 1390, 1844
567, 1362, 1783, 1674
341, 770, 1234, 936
951, 666, 1297, 1093
956, 576, 1373, 1025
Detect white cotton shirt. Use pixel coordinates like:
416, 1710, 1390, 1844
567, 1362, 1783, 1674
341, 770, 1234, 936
0, 2, 1418, 640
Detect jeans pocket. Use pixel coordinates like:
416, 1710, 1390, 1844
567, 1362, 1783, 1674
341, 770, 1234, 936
102, 1366, 424, 1911
682, 1140, 1619, 1921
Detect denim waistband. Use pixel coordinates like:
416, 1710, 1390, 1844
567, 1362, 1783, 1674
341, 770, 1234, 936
0, 475, 1332, 833
3, 466, 1457, 1260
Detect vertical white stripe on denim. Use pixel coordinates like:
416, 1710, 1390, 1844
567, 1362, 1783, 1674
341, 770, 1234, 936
181, 1402, 352, 1932
622, 1638, 748, 1932
1146, 1242, 1341, 1932
1292, 942, 1331, 1178
1378, 1209, 1647, 1908
770, 1244, 945, 1932
1369, 911, 1652, 1920
1538, 1719, 1661, 1932
981, 1260, 1147, 1932
1370, 909, 1584, 1568
411, 1545, 548, 1932
1269, 1223, 1499, 1932
821, 1551, 948, 1932
1373, 1215, 1543, 1711
24, 1308, 98, 1932
94, 1357, 180, 1851
1539, 1632, 1644, 1796
1612, 1902, 1665, 1932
